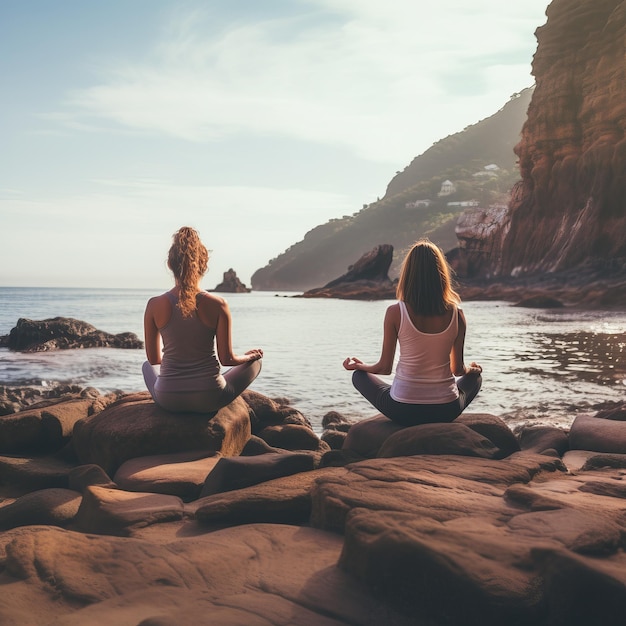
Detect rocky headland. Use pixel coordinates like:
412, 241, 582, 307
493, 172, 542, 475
299, 244, 396, 300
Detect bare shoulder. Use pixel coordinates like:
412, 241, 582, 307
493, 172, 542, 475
198, 291, 226, 305
197, 291, 229, 314
146, 293, 168, 311
385, 302, 401, 323
145, 293, 173, 328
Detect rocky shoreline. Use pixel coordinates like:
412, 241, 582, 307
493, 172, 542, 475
458, 261, 626, 309
293, 243, 626, 307
2, 382, 626, 624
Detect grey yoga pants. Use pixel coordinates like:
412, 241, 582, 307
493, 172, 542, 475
352, 369, 482, 426
142, 359, 262, 414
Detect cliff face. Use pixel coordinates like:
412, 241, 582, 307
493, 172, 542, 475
491, 0, 626, 276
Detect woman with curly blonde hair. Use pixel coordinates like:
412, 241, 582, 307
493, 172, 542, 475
343, 239, 481, 425
142, 226, 262, 414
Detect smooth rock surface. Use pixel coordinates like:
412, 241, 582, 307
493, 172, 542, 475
73, 393, 251, 475
377, 422, 502, 459
569, 414, 626, 453
342, 414, 404, 457
114, 450, 222, 501
195, 467, 343, 526
199, 451, 315, 497
73, 485, 185, 536
0, 398, 95, 454
0, 488, 82, 529
0, 524, 413, 626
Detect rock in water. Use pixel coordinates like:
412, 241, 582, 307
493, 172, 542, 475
211, 268, 251, 293
300, 244, 396, 299
0, 317, 143, 352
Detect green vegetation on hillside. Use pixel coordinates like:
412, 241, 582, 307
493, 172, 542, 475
251, 88, 533, 291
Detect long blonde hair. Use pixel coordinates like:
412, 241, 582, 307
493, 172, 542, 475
396, 239, 460, 315
167, 226, 209, 317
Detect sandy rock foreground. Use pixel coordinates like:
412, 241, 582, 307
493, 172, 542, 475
2, 390, 626, 625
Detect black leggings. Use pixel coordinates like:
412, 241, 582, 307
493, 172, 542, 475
352, 370, 482, 426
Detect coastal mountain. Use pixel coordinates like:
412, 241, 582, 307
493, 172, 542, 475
251, 88, 533, 291
462, 0, 626, 279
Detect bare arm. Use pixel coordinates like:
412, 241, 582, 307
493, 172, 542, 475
215, 298, 263, 366
343, 304, 399, 374
450, 308, 482, 376
143, 298, 162, 365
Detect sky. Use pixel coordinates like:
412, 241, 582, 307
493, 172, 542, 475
0, 0, 550, 289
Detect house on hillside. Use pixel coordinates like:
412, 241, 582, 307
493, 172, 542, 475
447, 200, 480, 208
438, 180, 456, 196
405, 199, 432, 209
473, 164, 501, 178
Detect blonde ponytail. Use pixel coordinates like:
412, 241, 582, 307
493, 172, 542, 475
167, 226, 209, 317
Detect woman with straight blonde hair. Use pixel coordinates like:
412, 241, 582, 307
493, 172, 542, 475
142, 226, 262, 414
343, 239, 481, 425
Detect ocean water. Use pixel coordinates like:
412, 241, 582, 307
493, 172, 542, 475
0, 287, 624, 433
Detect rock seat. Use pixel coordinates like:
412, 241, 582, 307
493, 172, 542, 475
72, 392, 251, 476
343, 412, 518, 459
570, 414, 626, 454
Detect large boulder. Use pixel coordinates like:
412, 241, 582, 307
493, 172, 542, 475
377, 422, 502, 460
300, 244, 396, 300
0, 488, 82, 530
518, 424, 569, 456
0, 454, 76, 494
199, 452, 316, 497
569, 414, 626, 454
343, 413, 511, 460
72, 393, 251, 476
454, 413, 520, 457
0, 317, 142, 352
73, 485, 185, 536
0, 397, 96, 454
113, 451, 222, 501
194, 467, 342, 526
242, 389, 312, 435
342, 414, 405, 458
258, 423, 327, 452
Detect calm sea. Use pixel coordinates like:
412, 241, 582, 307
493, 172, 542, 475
0, 287, 624, 433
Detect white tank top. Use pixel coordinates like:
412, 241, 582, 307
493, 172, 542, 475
390, 301, 460, 404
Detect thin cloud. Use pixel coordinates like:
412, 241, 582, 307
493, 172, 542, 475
62, 2, 548, 163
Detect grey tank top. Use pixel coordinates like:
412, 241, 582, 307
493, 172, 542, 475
154, 291, 225, 393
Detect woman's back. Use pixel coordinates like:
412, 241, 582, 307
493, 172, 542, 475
157, 292, 222, 392
404, 305, 454, 334
391, 302, 459, 403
